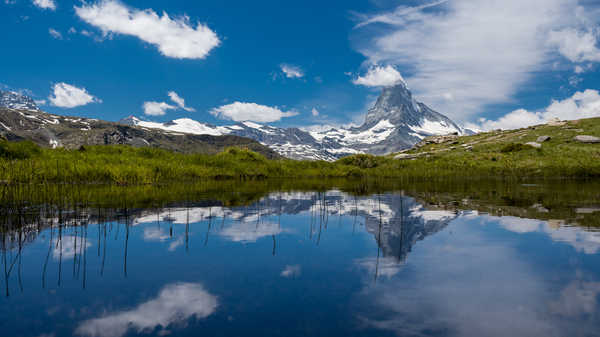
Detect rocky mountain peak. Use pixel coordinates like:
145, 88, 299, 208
0, 90, 40, 111
364, 83, 426, 127
118, 115, 142, 126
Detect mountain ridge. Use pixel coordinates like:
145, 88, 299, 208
122, 82, 464, 160
0, 91, 280, 159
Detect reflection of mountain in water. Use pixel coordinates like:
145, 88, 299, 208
361, 195, 456, 263
1, 192, 456, 265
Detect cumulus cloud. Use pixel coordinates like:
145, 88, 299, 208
33, 0, 56, 10
354, 0, 600, 121
280, 64, 304, 78
49, 83, 101, 108
75, 0, 220, 59
75, 283, 217, 337
48, 28, 62, 40
352, 65, 405, 87
143, 101, 176, 116
466, 89, 600, 131
210, 102, 298, 123
168, 91, 195, 112
548, 28, 600, 63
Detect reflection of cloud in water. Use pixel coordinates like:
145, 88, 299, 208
281, 265, 301, 278
356, 257, 402, 279
357, 225, 556, 337
52, 235, 92, 260
550, 281, 600, 317
143, 227, 171, 242
495, 216, 600, 254
219, 221, 281, 243
142, 228, 183, 252
75, 283, 217, 337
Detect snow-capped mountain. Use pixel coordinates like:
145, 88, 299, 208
122, 81, 463, 161
0, 90, 40, 111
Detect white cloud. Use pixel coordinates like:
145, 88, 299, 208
48, 28, 62, 40
75, 283, 218, 337
33, 0, 56, 10
311, 108, 319, 116
53, 236, 92, 260
548, 28, 600, 63
352, 65, 406, 87
143, 91, 195, 116
68, 27, 77, 34
281, 265, 301, 278
280, 64, 304, 78
168, 91, 195, 112
354, 0, 600, 122
467, 89, 600, 131
220, 221, 282, 243
143, 101, 176, 116
210, 102, 298, 123
49, 83, 101, 108
75, 0, 220, 59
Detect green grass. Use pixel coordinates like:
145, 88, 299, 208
1, 117, 599, 184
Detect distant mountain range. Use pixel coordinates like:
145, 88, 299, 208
121, 82, 465, 160
1, 82, 466, 161
0, 90, 279, 158
0, 90, 40, 111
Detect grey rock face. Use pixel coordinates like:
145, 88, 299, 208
574, 135, 600, 143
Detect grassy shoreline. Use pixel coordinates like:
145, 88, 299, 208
1, 117, 599, 184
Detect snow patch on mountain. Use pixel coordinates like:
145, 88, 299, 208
0, 90, 41, 111
409, 119, 461, 136
310, 119, 396, 146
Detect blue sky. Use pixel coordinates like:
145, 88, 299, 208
2, 0, 600, 130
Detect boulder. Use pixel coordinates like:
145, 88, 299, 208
394, 153, 421, 160
574, 135, 600, 144
418, 134, 459, 146
537, 136, 551, 143
525, 142, 542, 149
547, 118, 566, 126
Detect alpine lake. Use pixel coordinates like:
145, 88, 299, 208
1, 179, 600, 337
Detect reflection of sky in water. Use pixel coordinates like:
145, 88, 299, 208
1, 192, 599, 337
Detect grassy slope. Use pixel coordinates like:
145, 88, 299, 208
387, 117, 600, 178
0, 118, 599, 184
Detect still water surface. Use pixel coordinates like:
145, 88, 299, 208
1, 182, 600, 336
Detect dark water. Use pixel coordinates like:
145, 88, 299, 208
1, 181, 600, 337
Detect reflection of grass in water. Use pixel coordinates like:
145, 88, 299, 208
1, 179, 599, 233
1, 118, 600, 185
